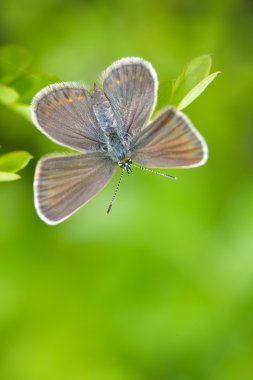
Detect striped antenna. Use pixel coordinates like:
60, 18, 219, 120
131, 163, 176, 180
106, 170, 124, 214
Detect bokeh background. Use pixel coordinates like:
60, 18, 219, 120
1, 0, 253, 379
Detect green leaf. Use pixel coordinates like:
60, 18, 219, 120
0, 44, 60, 123
0, 151, 33, 173
0, 84, 19, 105
0, 85, 31, 122
0, 172, 20, 182
0, 44, 31, 84
177, 71, 221, 110
170, 54, 219, 109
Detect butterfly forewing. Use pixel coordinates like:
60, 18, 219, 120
34, 152, 117, 224
131, 107, 208, 168
102, 57, 158, 136
31, 83, 105, 152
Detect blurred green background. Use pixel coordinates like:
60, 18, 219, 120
1, 0, 253, 379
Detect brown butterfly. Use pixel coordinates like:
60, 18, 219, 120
31, 57, 208, 224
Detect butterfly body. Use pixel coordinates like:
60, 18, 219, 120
31, 57, 208, 224
105, 130, 130, 164
92, 83, 131, 164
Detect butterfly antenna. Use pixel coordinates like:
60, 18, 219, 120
131, 163, 176, 180
107, 170, 124, 215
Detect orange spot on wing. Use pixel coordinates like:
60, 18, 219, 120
116, 79, 121, 85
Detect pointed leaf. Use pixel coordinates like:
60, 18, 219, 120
0, 151, 33, 173
171, 55, 213, 107
178, 71, 221, 110
0, 172, 20, 182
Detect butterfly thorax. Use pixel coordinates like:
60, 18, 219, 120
105, 129, 130, 163
92, 84, 130, 164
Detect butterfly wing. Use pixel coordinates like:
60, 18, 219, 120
34, 152, 117, 224
102, 57, 158, 136
31, 83, 105, 152
131, 107, 208, 168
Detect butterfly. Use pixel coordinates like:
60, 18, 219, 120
31, 57, 208, 225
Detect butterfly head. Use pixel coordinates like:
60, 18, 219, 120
118, 158, 132, 174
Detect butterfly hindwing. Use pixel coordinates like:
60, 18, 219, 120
34, 152, 117, 224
